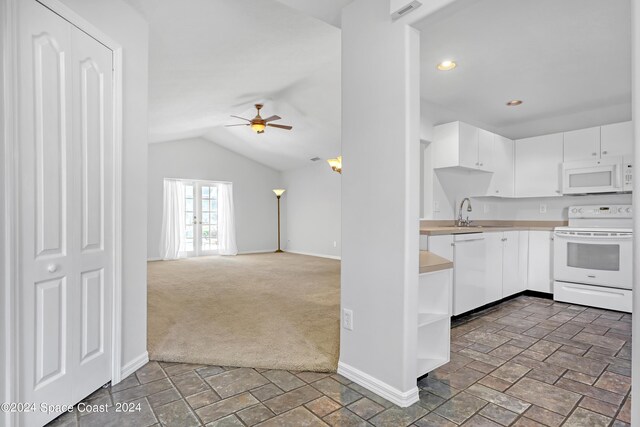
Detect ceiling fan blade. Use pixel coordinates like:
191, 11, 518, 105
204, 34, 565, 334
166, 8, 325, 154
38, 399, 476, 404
263, 115, 281, 123
267, 123, 293, 130
225, 124, 249, 127
230, 115, 251, 122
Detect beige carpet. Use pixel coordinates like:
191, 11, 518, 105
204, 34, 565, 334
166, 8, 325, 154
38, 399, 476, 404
147, 253, 340, 372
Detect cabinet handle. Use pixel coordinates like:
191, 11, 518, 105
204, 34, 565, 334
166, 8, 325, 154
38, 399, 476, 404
475, 162, 479, 166
602, 151, 608, 155
496, 190, 499, 193
480, 162, 484, 166
592, 152, 597, 156
556, 190, 561, 194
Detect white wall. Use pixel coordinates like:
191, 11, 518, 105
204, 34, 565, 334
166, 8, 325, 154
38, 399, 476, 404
340, 0, 421, 403
47, 0, 150, 376
631, 0, 639, 424
281, 161, 341, 258
422, 157, 632, 221
148, 138, 282, 258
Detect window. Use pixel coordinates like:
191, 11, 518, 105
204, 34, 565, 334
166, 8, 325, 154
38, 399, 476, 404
183, 181, 219, 257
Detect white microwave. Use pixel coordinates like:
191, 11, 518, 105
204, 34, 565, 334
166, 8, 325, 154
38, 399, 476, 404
562, 157, 631, 194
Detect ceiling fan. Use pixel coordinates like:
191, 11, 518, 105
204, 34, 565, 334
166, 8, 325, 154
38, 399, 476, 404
225, 104, 293, 134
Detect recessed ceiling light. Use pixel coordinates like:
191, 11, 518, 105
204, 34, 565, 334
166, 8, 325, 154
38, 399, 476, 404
437, 60, 457, 71
506, 100, 523, 106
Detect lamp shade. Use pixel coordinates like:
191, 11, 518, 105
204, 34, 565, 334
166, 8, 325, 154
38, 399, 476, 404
272, 189, 286, 197
327, 156, 342, 174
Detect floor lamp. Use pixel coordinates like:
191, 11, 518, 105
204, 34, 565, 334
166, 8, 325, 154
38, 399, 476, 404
273, 189, 285, 253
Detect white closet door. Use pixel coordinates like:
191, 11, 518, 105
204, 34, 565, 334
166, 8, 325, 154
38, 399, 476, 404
19, 2, 74, 426
18, 1, 114, 425
70, 24, 114, 404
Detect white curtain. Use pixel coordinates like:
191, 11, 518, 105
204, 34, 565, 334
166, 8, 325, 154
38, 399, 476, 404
217, 183, 238, 256
159, 179, 186, 260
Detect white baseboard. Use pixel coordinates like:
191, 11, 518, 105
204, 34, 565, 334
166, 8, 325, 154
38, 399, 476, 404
285, 250, 341, 260
119, 351, 149, 381
337, 361, 419, 407
147, 257, 161, 262
238, 249, 276, 255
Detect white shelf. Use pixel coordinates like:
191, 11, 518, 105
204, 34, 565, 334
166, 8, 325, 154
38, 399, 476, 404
417, 312, 449, 328
417, 357, 449, 377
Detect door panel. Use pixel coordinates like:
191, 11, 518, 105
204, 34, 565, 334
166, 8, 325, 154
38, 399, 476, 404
19, 2, 75, 425
34, 33, 68, 258
80, 59, 105, 251
71, 24, 113, 403
80, 269, 104, 362
35, 277, 67, 387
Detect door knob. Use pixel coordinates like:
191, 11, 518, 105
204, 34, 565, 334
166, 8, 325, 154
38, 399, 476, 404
47, 264, 58, 273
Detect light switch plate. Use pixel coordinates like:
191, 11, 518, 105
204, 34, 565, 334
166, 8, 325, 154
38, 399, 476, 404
539, 204, 547, 214
342, 309, 353, 331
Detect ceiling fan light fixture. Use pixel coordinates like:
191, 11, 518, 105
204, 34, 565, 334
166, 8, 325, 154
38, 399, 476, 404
251, 123, 266, 133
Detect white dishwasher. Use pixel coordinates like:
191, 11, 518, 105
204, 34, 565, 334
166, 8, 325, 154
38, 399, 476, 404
453, 233, 487, 316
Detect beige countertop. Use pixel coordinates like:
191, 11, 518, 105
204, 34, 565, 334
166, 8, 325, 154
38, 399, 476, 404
419, 251, 453, 274
420, 220, 567, 236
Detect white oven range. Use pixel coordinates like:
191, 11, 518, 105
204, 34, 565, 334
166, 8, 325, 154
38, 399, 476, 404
553, 205, 633, 313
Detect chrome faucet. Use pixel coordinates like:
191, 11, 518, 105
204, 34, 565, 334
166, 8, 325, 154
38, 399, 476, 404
457, 198, 473, 227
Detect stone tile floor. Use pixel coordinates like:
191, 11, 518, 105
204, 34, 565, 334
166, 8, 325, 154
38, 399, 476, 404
48, 295, 632, 426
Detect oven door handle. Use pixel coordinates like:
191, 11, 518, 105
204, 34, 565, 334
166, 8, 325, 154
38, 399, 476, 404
554, 232, 633, 240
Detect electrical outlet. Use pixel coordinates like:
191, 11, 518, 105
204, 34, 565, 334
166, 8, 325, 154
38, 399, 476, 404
342, 309, 354, 331
333, 241, 337, 248
539, 204, 547, 214
433, 201, 440, 213
483, 204, 490, 214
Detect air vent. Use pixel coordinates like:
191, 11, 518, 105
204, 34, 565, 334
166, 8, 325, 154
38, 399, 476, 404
310, 157, 321, 162
391, 0, 422, 20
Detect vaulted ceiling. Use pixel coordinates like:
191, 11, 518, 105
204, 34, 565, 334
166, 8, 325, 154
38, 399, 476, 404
124, 0, 343, 171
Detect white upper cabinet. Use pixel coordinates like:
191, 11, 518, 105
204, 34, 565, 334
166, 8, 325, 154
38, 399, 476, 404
515, 133, 564, 197
433, 121, 493, 172
487, 135, 514, 197
563, 122, 633, 162
563, 126, 600, 162
478, 129, 494, 172
601, 121, 633, 159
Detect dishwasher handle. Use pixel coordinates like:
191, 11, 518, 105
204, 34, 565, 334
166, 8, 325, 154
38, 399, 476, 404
454, 233, 485, 243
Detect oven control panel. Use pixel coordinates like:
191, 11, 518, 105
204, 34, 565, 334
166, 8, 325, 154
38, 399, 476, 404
568, 205, 633, 219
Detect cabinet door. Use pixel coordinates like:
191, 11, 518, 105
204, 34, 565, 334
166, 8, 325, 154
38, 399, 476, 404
488, 135, 514, 197
427, 235, 454, 260
515, 133, 563, 197
459, 122, 479, 169
528, 231, 554, 293
478, 129, 494, 172
564, 126, 600, 162
453, 235, 487, 316
518, 231, 529, 291
502, 231, 521, 297
485, 232, 504, 303
601, 121, 633, 159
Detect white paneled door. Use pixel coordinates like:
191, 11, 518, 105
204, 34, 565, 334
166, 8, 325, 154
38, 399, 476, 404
18, 1, 114, 425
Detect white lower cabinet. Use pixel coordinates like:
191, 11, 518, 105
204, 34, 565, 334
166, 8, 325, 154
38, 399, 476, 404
417, 269, 452, 377
528, 231, 554, 293
452, 234, 487, 316
428, 231, 534, 316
